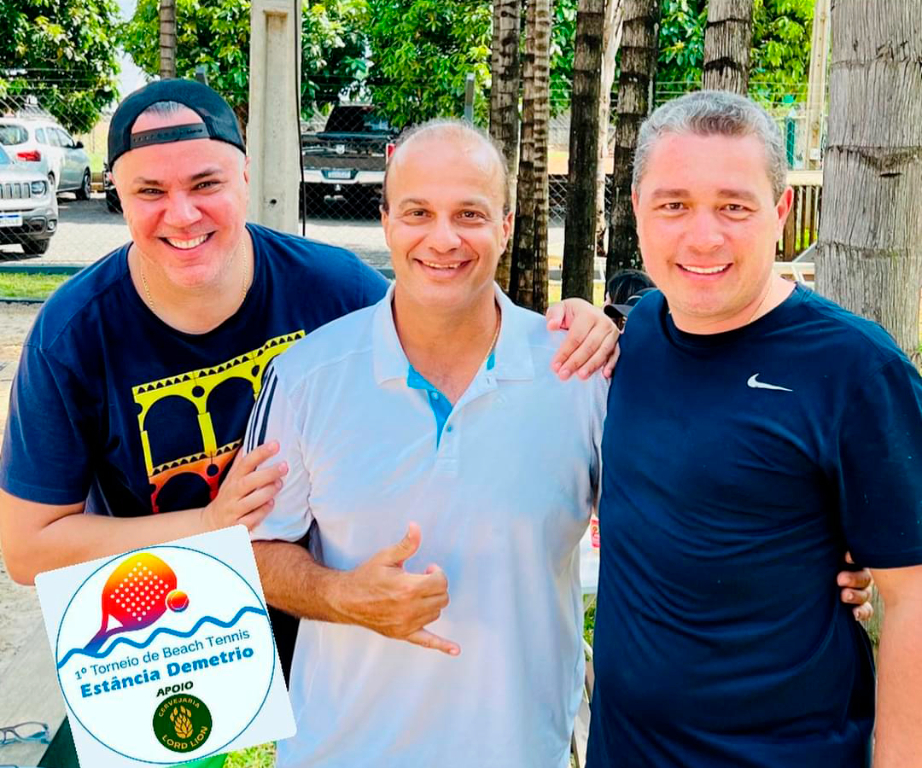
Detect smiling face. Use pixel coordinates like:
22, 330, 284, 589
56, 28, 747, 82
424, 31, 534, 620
632, 132, 793, 334
112, 108, 249, 292
382, 133, 512, 320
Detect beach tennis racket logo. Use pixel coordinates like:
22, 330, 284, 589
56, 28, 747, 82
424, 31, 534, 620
84, 553, 186, 653
49, 543, 277, 764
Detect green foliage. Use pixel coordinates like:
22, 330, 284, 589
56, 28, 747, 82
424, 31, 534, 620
122, 0, 368, 126
657, 0, 707, 91
583, 597, 596, 645
363, 0, 492, 128
0, 0, 121, 134
123, 0, 250, 121
225, 741, 275, 767
117, 0, 587, 132
364, 0, 579, 126
657, 0, 815, 104
302, 1, 369, 107
749, 0, 814, 102
549, 0, 578, 113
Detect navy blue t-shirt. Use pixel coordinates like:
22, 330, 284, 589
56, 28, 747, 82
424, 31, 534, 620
0, 223, 387, 679
1, 223, 386, 514
587, 286, 922, 767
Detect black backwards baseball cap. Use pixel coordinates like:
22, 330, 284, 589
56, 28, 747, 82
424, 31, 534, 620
108, 79, 246, 168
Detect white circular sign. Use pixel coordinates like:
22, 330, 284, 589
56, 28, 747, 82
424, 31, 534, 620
54, 545, 276, 763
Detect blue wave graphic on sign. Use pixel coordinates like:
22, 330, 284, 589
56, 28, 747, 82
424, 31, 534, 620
57, 605, 267, 669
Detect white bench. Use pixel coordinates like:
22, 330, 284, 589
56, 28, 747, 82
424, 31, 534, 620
773, 260, 815, 289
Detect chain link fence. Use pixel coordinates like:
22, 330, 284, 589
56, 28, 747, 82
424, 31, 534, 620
0, 72, 824, 268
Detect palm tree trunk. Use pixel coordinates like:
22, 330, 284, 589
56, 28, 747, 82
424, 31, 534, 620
490, 0, 523, 292
815, 0, 922, 364
596, 0, 625, 260
814, 0, 922, 674
562, 0, 607, 301
511, 0, 551, 312
159, 0, 177, 80
701, 0, 753, 95
605, 0, 661, 278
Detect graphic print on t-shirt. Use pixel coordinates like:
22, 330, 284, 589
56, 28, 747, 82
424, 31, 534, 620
131, 331, 304, 513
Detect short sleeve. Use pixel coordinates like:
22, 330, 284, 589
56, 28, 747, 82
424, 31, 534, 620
589, 373, 609, 510
838, 355, 922, 568
244, 362, 314, 543
359, 261, 389, 307
0, 343, 97, 504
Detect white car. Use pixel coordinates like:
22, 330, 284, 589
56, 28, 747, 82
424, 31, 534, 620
0, 144, 58, 256
0, 117, 92, 199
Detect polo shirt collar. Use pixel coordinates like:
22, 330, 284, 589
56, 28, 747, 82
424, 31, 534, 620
372, 282, 535, 385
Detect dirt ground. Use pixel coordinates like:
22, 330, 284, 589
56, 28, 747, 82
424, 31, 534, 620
0, 302, 43, 673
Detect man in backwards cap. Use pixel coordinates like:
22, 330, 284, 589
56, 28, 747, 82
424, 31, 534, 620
0, 79, 617, 762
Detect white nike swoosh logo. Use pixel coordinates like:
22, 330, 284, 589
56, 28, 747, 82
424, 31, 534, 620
747, 374, 793, 392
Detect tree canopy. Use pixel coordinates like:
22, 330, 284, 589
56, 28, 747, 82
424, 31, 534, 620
0, 0, 121, 134
123, 0, 583, 130
120, 0, 816, 131
363, 0, 493, 128
122, 0, 369, 127
658, 0, 814, 104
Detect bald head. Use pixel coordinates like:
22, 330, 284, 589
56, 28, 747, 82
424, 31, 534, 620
382, 119, 510, 214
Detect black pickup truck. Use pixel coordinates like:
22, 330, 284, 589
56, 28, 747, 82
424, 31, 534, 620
300, 105, 398, 213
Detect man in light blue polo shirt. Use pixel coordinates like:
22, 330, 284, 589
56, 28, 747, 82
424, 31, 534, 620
245, 119, 606, 767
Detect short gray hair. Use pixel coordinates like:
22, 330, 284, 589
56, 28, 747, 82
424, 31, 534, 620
135, 100, 194, 122
382, 118, 510, 214
633, 90, 787, 202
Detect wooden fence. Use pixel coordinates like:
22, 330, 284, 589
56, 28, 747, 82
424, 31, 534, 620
778, 170, 823, 261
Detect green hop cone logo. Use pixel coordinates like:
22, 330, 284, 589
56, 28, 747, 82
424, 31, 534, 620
153, 694, 212, 753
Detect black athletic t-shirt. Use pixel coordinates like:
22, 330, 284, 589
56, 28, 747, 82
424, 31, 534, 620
588, 286, 922, 767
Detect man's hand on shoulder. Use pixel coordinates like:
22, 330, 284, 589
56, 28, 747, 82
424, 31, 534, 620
334, 522, 459, 656
546, 298, 620, 380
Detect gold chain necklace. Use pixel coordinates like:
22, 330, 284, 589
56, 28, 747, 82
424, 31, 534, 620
481, 302, 501, 371
139, 235, 250, 313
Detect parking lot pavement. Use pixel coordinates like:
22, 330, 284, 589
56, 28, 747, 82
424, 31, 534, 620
0, 194, 128, 264
0, 193, 398, 269
0, 194, 568, 272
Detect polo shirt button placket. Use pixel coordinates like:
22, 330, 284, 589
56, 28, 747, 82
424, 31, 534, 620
435, 412, 459, 474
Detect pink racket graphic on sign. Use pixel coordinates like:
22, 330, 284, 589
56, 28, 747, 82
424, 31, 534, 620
83, 553, 189, 654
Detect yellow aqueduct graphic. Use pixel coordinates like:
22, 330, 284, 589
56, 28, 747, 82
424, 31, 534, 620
132, 331, 305, 513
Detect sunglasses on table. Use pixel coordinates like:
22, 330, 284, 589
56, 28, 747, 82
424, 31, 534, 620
0, 721, 50, 747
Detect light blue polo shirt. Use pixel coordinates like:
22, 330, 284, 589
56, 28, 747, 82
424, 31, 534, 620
249, 283, 608, 768
406, 345, 495, 447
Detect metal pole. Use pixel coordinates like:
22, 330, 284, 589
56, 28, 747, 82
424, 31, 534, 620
804, 0, 831, 170
464, 73, 475, 123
